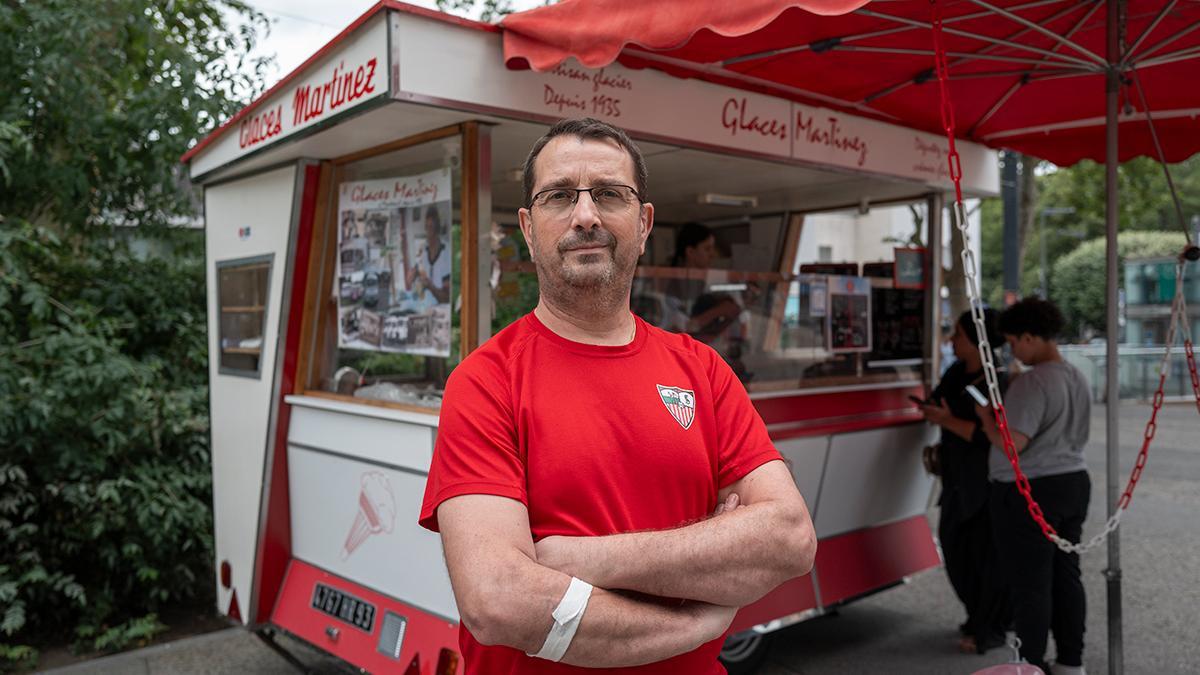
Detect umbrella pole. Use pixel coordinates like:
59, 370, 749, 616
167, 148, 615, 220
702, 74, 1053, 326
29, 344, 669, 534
1104, 1, 1124, 674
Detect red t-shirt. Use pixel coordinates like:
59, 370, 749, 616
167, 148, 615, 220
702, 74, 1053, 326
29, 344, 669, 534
419, 312, 781, 674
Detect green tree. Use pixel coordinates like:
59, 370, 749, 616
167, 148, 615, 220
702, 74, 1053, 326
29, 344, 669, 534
1025, 156, 1200, 296
978, 196, 1006, 308
1038, 157, 1200, 240
978, 156, 1200, 311
1051, 231, 1189, 338
0, 0, 268, 665
0, 0, 268, 234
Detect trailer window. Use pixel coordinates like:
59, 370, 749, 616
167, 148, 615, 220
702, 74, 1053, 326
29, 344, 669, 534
486, 203, 929, 394
627, 205, 928, 393
216, 255, 273, 378
490, 220, 539, 335
307, 133, 464, 410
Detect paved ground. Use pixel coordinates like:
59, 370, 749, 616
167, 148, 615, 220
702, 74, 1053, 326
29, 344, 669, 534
41, 402, 1200, 675
38, 628, 353, 675
758, 402, 1200, 675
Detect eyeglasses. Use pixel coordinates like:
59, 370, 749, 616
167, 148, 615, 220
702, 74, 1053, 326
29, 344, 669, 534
530, 184, 642, 217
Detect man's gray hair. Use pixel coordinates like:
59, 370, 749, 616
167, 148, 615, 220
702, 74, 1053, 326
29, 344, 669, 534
521, 118, 648, 207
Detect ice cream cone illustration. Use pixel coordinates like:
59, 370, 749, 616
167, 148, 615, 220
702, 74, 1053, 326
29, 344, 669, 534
342, 471, 396, 559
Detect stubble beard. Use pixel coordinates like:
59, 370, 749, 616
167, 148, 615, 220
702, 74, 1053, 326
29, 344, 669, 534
530, 223, 638, 315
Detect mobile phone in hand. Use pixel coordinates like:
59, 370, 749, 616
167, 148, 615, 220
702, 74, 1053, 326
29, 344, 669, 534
965, 384, 989, 407
908, 394, 930, 406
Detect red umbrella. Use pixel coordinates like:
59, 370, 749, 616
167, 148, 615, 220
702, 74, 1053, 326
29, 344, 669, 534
501, 1, 1200, 670
501, 0, 1200, 167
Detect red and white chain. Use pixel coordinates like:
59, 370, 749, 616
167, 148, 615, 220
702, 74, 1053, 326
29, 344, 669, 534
930, 0, 1195, 554
1106, 261, 1185, 537
931, 3, 1062, 550
1179, 272, 1200, 416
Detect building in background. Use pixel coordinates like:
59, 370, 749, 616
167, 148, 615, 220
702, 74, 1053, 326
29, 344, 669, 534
1123, 255, 1200, 345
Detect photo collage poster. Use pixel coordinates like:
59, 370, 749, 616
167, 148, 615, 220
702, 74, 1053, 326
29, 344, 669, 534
336, 168, 453, 357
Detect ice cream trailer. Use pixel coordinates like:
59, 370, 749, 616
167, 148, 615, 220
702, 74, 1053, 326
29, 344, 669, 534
186, 2, 998, 671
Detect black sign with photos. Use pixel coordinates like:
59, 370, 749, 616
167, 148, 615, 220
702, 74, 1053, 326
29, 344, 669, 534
311, 582, 376, 633
827, 275, 873, 353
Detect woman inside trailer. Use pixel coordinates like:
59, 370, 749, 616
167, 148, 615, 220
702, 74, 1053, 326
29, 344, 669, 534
648, 222, 749, 378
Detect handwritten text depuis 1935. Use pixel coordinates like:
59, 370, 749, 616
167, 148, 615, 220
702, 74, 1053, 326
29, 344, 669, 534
544, 84, 623, 118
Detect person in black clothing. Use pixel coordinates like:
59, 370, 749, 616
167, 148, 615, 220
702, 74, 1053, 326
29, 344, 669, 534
921, 309, 1009, 655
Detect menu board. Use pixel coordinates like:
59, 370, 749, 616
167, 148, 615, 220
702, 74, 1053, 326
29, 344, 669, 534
827, 276, 872, 353
869, 288, 924, 363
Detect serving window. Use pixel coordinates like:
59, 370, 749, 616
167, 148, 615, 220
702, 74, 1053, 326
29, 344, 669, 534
486, 202, 930, 394
627, 204, 928, 393
301, 126, 472, 411
298, 123, 932, 409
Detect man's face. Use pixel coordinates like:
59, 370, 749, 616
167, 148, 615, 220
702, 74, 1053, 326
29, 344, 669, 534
1006, 332, 1037, 364
518, 136, 653, 294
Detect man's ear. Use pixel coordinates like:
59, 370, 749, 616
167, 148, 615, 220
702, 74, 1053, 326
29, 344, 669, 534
638, 202, 655, 255
518, 208, 535, 260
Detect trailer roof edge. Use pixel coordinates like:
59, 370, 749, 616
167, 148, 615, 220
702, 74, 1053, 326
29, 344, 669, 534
180, 1, 498, 166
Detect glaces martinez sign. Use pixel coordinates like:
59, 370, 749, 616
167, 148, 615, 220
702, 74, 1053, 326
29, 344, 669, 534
238, 57, 379, 150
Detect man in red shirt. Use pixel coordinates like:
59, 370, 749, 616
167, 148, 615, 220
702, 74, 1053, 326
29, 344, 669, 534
419, 118, 816, 673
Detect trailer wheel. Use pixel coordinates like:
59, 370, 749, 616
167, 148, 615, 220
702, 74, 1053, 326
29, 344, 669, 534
718, 631, 771, 674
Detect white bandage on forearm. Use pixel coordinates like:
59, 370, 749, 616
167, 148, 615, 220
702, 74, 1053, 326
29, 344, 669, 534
526, 576, 593, 662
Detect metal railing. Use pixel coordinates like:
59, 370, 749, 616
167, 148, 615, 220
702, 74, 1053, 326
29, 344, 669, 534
1060, 344, 1198, 402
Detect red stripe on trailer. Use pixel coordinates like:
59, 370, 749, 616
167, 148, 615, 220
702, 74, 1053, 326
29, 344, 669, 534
813, 515, 939, 606
253, 163, 322, 623
755, 385, 925, 439
271, 560, 462, 674
729, 574, 818, 634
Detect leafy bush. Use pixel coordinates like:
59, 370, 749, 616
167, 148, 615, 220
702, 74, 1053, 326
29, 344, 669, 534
1051, 231, 1190, 337
0, 221, 212, 662
0, 0, 270, 666
0, 1, 519, 655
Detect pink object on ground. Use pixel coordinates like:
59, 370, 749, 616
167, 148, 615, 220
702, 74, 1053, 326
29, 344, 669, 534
972, 664, 1045, 675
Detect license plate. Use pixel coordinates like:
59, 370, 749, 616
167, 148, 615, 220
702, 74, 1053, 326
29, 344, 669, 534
311, 582, 376, 633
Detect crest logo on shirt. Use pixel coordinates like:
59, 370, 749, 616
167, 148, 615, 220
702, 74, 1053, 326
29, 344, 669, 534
656, 384, 696, 430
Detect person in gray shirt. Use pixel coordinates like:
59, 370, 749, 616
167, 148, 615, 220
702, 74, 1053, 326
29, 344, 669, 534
976, 297, 1091, 675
